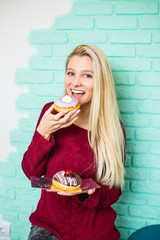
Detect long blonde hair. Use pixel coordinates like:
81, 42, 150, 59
65, 44, 125, 188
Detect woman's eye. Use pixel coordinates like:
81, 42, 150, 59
67, 72, 74, 76
84, 74, 92, 78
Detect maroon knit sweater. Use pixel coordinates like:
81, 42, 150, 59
22, 102, 126, 240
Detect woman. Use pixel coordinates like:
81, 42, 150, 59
22, 44, 126, 240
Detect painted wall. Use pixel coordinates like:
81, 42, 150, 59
0, 0, 160, 239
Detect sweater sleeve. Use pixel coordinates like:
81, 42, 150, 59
76, 122, 126, 209
21, 102, 55, 180
76, 184, 122, 209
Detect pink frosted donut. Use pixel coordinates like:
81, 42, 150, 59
53, 95, 80, 112
52, 170, 82, 191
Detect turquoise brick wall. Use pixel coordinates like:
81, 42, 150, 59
0, 0, 160, 239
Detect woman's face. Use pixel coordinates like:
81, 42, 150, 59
64, 55, 93, 107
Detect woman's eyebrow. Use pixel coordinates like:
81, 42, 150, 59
67, 68, 93, 73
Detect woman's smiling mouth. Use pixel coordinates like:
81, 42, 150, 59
71, 89, 85, 99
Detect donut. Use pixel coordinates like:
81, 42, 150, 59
51, 170, 82, 192
53, 95, 80, 112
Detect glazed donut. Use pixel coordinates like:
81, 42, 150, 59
51, 170, 82, 192
53, 95, 80, 112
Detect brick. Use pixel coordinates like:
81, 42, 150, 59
16, 166, 26, 179
116, 2, 158, 14
150, 170, 160, 181
151, 142, 160, 154
2, 176, 30, 190
147, 219, 160, 226
54, 71, 66, 84
112, 203, 128, 215
72, 2, 113, 15
137, 45, 160, 57
152, 115, 160, 128
127, 141, 149, 154
16, 165, 29, 178
116, 227, 129, 240
18, 117, 37, 132
118, 100, 136, 113
109, 58, 151, 71
100, 44, 135, 57
113, 72, 136, 86
129, 206, 160, 220
20, 233, 30, 240
36, 45, 53, 57
0, 187, 15, 199
0, 163, 16, 177
138, 100, 160, 114
141, 16, 160, 29
10, 129, 32, 144
11, 221, 30, 235
55, 16, 94, 30
125, 167, 147, 180
125, 154, 131, 167
123, 180, 130, 192
69, 31, 108, 43
7, 152, 23, 166
153, 31, 160, 43
138, 72, 160, 86
151, 88, 160, 100
148, 196, 160, 207
53, 44, 77, 57
28, 109, 42, 119
96, 16, 137, 29
10, 231, 21, 240
135, 128, 160, 141
0, 198, 33, 212
29, 56, 65, 70
28, 30, 68, 44
19, 212, 32, 222
133, 155, 160, 168
13, 143, 29, 155
119, 193, 147, 205
116, 86, 149, 99
16, 189, 40, 202
0, 209, 19, 222
153, 59, 160, 71
116, 216, 145, 229
110, 31, 151, 43
15, 69, 54, 84
16, 93, 53, 110
131, 181, 160, 194
29, 84, 64, 97
121, 114, 150, 127
125, 128, 134, 140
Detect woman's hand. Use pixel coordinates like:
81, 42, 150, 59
37, 104, 80, 140
56, 188, 95, 196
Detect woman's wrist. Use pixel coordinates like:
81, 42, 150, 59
37, 126, 51, 141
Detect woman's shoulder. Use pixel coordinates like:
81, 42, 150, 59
43, 101, 54, 110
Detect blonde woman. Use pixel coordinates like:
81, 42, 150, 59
22, 44, 126, 240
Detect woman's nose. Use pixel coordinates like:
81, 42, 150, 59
72, 75, 82, 86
